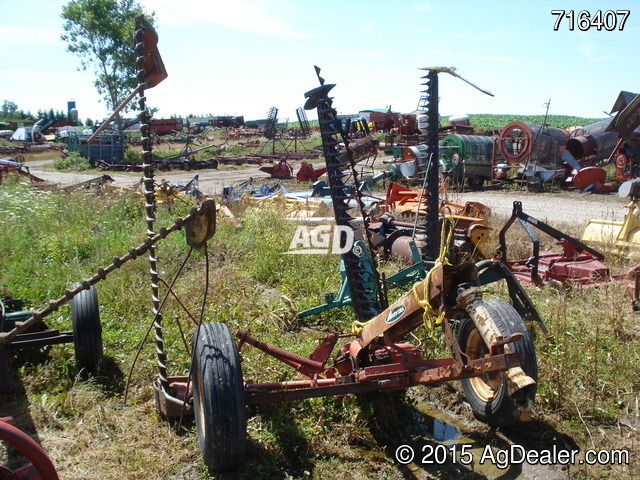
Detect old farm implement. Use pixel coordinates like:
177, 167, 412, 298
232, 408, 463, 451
178, 67, 541, 472
497, 200, 640, 292
1, 20, 543, 476
496, 201, 611, 285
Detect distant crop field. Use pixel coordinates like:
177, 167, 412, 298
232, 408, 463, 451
444, 114, 606, 130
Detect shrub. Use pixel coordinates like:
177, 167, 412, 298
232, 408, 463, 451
54, 152, 92, 171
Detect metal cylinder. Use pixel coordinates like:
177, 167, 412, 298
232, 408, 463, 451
498, 121, 569, 165
401, 144, 429, 167
566, 119, 619, 161
440, 134, 494, 177
390, 234, 427, 262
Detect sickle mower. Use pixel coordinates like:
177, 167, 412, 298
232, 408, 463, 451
1, 19, 544, 476
173, 67, 542, 472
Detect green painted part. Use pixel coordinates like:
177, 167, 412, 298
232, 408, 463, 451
440, 134, 493, 163
298, 239, 429, 318
439, 134, 495, 180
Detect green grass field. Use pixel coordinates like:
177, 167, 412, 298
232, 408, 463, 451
1, 130, 638, 479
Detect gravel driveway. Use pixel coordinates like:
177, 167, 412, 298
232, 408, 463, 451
25, 158, 630, 227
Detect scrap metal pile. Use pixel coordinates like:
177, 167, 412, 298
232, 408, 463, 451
383, 90, 640, 194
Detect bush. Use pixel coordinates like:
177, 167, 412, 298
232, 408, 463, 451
124, 149, 142, 165
54, 152, 92, 171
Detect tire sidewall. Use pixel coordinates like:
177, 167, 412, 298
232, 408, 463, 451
70, 284, 103, 373
458, 298, 537, 426
192, 322, 246, 472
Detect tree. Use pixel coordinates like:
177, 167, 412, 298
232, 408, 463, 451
1, 100, 18, 116
60, 0, 154, 121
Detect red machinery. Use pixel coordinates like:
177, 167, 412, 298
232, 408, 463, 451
259, 158, 293, 179
496, 201, 614, 285
0, 418, 58, 480
149, 118, 183, 135
0, 157, 45, 183
296, 161, 326, 182
168, 67, 540, 473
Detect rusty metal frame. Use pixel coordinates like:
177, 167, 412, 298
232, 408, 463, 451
242, 344, 522, 406
497, 200, 608, 285
152, 309, 525, 415
233, 317, 522, 406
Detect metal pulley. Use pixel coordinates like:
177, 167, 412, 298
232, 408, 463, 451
185, 200, 217, 253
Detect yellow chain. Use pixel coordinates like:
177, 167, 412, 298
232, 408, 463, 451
413, 215, 455, 330
352, 216, 456, 336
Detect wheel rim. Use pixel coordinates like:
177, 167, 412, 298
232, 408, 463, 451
465, 328, 502, 402
194, 372, 207, 442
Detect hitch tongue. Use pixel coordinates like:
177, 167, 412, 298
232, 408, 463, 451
456, 287, 536, 397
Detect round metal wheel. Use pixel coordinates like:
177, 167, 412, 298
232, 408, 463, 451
192, 322, 246, 472
0, 420, 59, 480
458, 298, 537, 427
70, 284, 103, 374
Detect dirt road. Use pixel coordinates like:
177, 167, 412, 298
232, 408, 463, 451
26, 158, 630, 226
26, 158, 273, 196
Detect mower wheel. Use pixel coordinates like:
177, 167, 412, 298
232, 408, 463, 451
458, 298, 537, 427
192, 322, 246, 472
70, 283, 103, 374
0, 420, 59, 480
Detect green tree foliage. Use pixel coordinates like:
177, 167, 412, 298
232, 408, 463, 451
2, 100, 18, 115
60, 0, 153, 115
0, 100, 31, 121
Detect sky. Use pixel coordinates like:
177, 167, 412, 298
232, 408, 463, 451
1, 0, 639, 124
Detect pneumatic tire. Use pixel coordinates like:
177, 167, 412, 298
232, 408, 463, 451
70, 284, 103, 374
192, 322, 246, 472
458, 298, 537, 427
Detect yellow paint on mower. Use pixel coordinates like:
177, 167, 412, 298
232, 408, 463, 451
582, 200, 640, 251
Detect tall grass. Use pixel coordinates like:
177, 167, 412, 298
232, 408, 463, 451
1, 180, 638, 479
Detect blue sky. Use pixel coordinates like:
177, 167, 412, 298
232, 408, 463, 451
1, 0, 638, 123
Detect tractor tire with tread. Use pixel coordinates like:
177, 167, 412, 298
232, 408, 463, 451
457, 298, 537, 427
192, 322, 246, 472
70, 283, 103, 374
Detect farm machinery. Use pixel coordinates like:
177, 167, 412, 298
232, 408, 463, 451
177, 67, 542, 472
582, 178, 640, 251
0, 157, 45, 184
0, 286, 103, 479
0, 20, 544, 477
